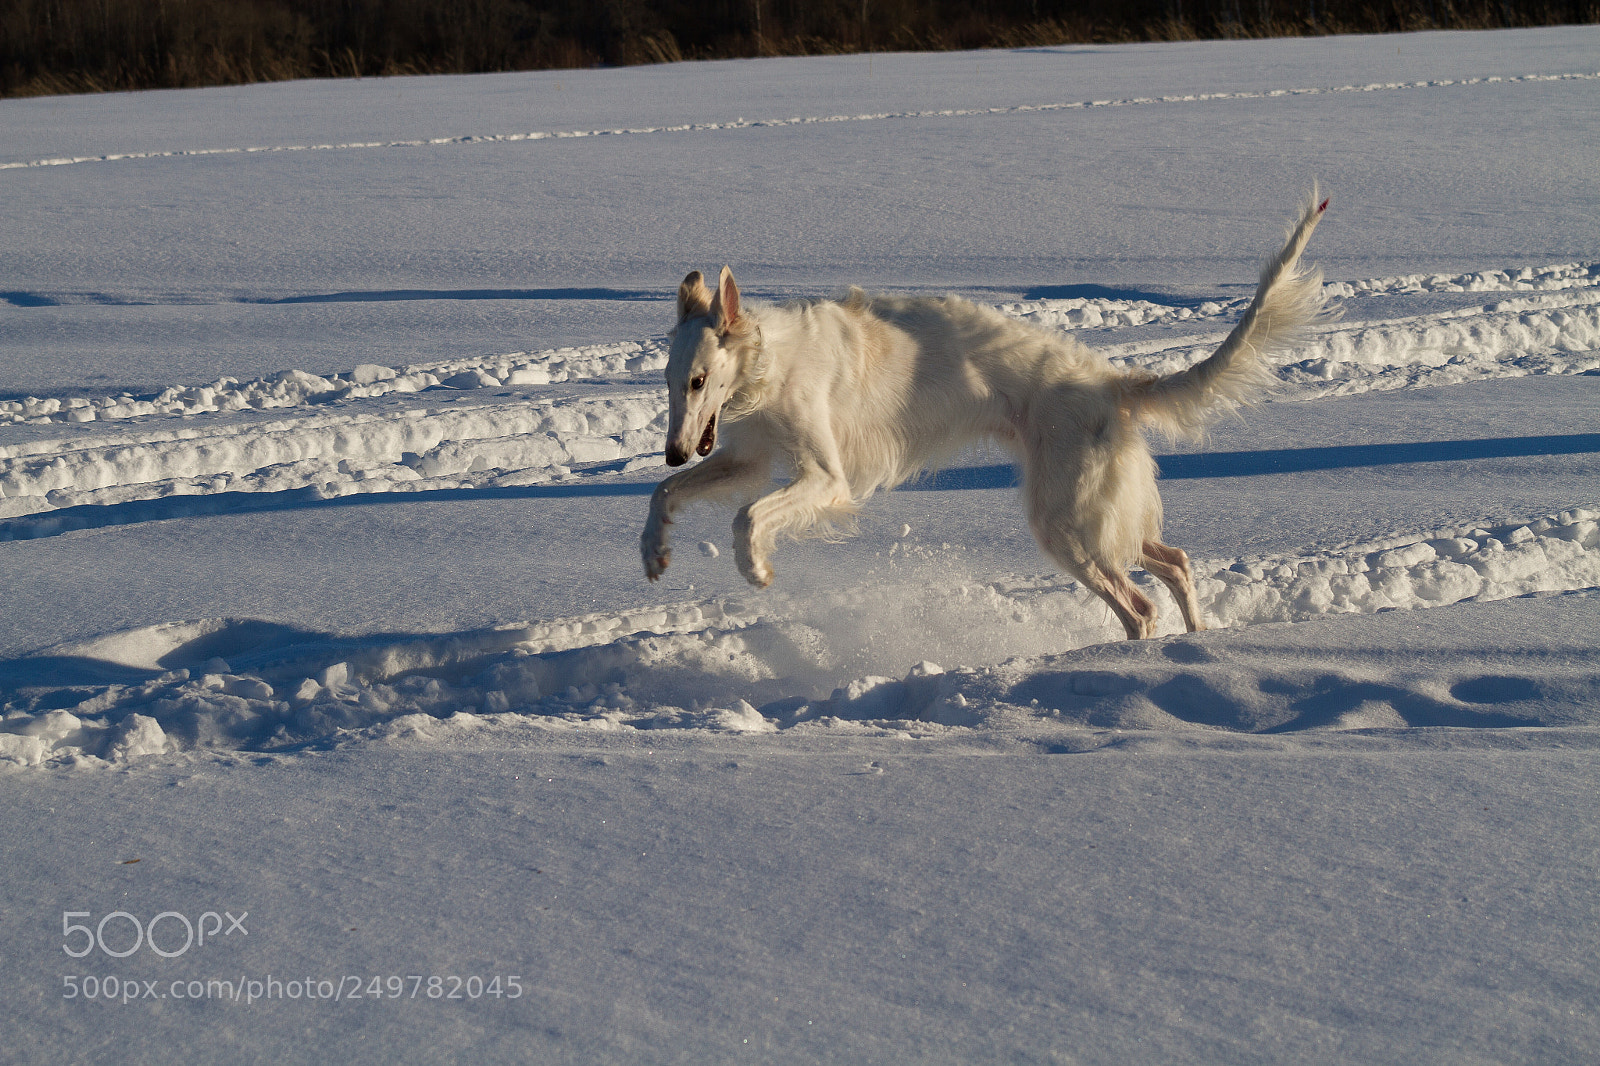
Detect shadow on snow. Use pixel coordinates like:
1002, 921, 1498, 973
1, 433, 1594, 543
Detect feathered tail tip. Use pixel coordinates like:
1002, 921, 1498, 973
1131, 189, 1334, 442
1251, 184, 1338, 341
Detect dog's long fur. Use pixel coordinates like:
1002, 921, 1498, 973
642, 193, 1329, 639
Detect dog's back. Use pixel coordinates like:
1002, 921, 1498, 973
737, 289, 1129, 501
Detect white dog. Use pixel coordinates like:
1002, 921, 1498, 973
642, 193, 1328, 639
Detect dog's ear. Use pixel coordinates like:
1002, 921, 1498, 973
709, 265, 741, 334
678, 270, 713, 322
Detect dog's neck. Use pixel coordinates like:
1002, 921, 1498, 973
721, 315, 770, 422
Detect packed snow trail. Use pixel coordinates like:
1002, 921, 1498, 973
4, 71, 1595, 172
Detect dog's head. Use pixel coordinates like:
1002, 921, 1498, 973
663, 266, 752, 467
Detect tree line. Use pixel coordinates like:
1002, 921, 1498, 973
2, 0, 1593, 98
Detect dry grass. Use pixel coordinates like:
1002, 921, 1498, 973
2, 0, 1595, 99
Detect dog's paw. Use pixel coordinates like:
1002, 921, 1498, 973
641, 530, 671, 581
739, 559, 773, 589
731, 514, 771, 587
643, 544, 671, 578
643, 551, 671, 581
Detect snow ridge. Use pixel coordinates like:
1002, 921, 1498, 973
1111, 287, 1600, 394
2, 507, 1595, 767
4, 71, 1594, 172
0, 391, 666, 524
1004, 261, 1600, 332
0, 340, 665, 428
1325, 260, 1600, 297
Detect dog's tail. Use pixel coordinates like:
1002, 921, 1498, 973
1129, 190, 1330, 441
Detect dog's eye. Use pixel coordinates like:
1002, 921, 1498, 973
690, 375, 706, 391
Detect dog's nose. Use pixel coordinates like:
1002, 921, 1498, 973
665, 446, 688, 467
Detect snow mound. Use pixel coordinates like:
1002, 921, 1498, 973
4, 508, 1594, 767
959, 590, 1600, 734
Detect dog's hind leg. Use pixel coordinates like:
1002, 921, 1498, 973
1021, 442, 1160, 640
1024, 491, 1158, 638
1141, 539, 1205, 633
1070, 559, 1159, 640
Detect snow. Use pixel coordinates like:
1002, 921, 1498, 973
2, 27, 1598, 1063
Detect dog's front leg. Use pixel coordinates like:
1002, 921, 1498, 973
642, 452, 765, 581
731, 505, 769, 588
733, 463, 852, 588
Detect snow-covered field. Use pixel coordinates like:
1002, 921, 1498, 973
2, 27, 1598, 1063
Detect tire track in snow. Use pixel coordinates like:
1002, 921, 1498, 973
3, 71, 1595, 172
0, 390, 668, 528
0, 339, 667, 429
4, 262, 1593, 430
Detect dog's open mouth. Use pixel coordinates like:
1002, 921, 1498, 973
695, 411, 717, 456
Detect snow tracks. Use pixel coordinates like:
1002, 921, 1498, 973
3, 504, 1597, 767
6, 70, 1596, 173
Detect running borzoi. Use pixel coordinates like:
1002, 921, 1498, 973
641, 193, 1329, 639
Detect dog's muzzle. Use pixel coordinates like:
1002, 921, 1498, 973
665, 411, 717, 467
